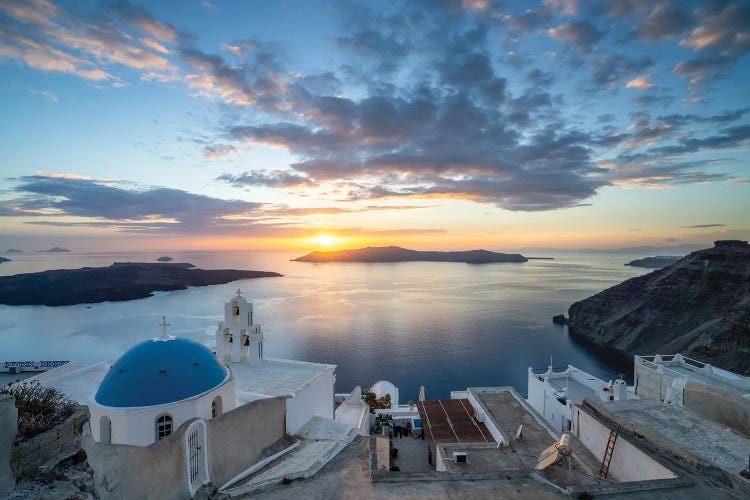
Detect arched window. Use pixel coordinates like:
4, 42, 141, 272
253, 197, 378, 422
100, 415, 111, 443
156, 414, 173, 441
212, 396, 223, 418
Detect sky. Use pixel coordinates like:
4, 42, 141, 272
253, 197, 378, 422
0, 0, 748, 252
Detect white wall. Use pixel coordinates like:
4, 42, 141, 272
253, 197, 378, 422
467, 390, 506, 445
89, 378, 236, 446
573, 406, 676, 482
286, 367, 335, 434
527, 372, 570, 434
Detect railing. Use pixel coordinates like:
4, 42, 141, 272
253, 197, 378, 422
636, 354, 748, 390
530, 366, 571, 375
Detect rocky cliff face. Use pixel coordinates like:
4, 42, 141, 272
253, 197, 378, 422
568, 240, 750, 375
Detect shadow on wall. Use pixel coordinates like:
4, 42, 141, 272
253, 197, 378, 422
82, 396, 287, 500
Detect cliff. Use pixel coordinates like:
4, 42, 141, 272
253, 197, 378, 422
293, 246, 527, 264
568, 241, 750, 375
0, 262, 281, 306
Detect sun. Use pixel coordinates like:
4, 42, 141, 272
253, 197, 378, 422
314, 233, 336, 248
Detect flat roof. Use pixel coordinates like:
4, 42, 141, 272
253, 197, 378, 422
34, 362, 113, 404
594, 399, 750, 475
469, 387, 557, 444
417, 399, 493, 445
231, 357, 335, 399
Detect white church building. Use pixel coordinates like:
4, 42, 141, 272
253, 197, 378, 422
26, 289, 343, 498
214, 290, 336, 434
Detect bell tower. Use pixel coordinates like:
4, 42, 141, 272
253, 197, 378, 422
215, 289, 263, 364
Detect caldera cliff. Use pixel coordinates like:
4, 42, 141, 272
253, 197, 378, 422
567, 240, 750, 375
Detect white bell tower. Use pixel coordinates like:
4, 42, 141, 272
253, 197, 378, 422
215, 289, 263, 364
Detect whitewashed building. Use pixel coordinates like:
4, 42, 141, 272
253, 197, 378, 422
527, 364, 635, 433
216, 290, 336, 434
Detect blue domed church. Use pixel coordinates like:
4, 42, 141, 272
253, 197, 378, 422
32, 290, 344, 499
89, 322, 236, 446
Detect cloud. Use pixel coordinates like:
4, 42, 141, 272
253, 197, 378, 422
651, 124, 750, 156
179, 43, 287, 108
202, 144, 238, 160
674, 55, 733, 87
2, 174, 262, 233
632, 3, 695, 42
679, 224, 726, 228
0, 0, 177, 84
265, 205, 436, 216
590, 53, 654, 86
29, 89, 58, 102
680, 3, 750, 55
547, 22, 604, 50
625, 76, 653, 90
674, 3, 750, 87
217, 170, 315, 188
108, 1, 177, 42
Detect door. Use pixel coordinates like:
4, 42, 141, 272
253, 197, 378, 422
185, 420, 210, 496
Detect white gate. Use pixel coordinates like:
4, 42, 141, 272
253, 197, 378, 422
184, 420, 210, 496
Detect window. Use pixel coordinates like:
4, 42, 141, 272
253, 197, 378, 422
156, 414, 173, 440
212, 396, 223, 418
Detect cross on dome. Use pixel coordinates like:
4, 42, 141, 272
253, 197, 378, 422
160, 316, 170, 335
236, 289, 242, 297
156, 316, 174, 341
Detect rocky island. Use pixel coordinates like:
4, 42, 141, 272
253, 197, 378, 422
566, 240, 750, 375
0, 257, 9, 264
293, 245, 527, 264
625, 255, 680, 269
6, 249, 22, 253
37, 247, 70, 253
156, 256, 173, 262
0, 262, 281, 306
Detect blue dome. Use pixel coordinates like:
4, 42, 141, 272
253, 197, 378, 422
95, 338, 228, 407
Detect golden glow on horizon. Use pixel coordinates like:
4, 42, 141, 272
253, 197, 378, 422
313, 233, 337, 248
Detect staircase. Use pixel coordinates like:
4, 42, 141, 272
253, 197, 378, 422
598, 423, 619, 478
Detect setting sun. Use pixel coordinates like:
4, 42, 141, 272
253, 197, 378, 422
314, 233, 336, 248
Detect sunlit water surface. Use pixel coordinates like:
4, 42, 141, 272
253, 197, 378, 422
0, 250, 649, 400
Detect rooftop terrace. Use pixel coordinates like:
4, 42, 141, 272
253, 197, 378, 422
231, 357, 335, 400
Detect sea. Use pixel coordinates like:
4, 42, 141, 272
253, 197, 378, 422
0, 250, 652, 401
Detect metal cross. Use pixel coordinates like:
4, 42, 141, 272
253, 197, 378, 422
236, 289, 242, 297
160, 316, 170, 335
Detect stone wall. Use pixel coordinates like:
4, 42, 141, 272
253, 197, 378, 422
207, 396, 287, 488
0, 394, 17, 496
10, 406, 88, 479
83, 396, 287, 499
683, 381, 750, 437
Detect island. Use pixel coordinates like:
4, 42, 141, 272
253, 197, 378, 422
0, 257, 9, 264
37, 247, 70, 253
625, 255, 680, 269
565, 240, 750, 375
0, 262, 282, 306
157, 256, 173, 262
6, 249, 22, 253
293, 245, 528, 264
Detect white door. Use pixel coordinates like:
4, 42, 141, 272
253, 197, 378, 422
185, 420, 210, 496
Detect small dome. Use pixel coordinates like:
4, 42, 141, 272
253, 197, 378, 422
95, 338, 228, 407
370, 380, 398, 403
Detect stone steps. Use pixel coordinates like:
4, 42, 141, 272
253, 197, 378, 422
224, 427, 358, 496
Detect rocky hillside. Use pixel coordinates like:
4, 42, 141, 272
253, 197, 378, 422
567, 240, 750, 375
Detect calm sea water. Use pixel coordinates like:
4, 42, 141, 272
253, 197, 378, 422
0, 250, 648, 401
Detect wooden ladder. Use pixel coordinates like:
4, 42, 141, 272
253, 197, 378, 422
598, 423, 619, 478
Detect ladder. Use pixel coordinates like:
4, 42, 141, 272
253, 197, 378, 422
598, 423, 619, 478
